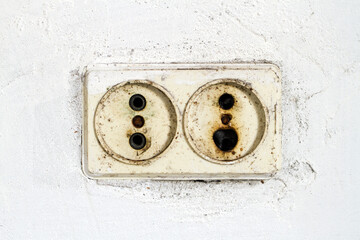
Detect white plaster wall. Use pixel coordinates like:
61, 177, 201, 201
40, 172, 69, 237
1, 0, 359, 239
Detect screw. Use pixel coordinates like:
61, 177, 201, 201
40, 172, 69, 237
132, 115, 145, 128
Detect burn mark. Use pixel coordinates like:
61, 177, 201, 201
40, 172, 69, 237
221, 114, 232, 125
218, 93, 234, 110
213, 128, 238, 152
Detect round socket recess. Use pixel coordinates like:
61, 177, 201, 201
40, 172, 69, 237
94, 80, 179, 164
183, 79, 268, 164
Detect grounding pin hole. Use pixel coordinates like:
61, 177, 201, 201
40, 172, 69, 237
129, 94, 146, 111
213, 129, 238, 152
132, 115, 145, 128
219, 93, 234, 110
129, 133, 146, 150
221, 114, 232, 125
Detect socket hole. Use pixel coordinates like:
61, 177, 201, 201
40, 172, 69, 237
213, 129, 238, 152
129, 133, 146, 150
132, 115, 145, 128
129, 94, 146, 111
221, 114, 232, 125
219, 93, 234, 110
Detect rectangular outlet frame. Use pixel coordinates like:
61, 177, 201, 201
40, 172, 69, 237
82, 63, 282, 180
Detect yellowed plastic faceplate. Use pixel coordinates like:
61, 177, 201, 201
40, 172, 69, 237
82, 63, 281, 180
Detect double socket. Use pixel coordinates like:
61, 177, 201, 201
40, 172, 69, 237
82, 63, 281, 180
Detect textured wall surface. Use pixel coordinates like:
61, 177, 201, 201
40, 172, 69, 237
1, 0, 359, 239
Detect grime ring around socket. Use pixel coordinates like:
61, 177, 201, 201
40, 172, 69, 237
183, 79, 269, 164
94, 80, 180, 165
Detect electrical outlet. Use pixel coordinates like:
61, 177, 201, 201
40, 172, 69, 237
82, 63, 281, 179
93, 80, 179, 164
183, 79, 268, 164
